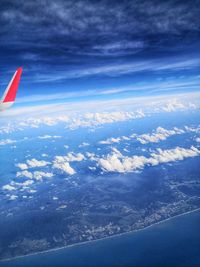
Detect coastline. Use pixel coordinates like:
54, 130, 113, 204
1, 207, 200, 263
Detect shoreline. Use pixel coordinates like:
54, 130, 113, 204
1, 207, 200, 263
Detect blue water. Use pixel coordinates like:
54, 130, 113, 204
1, 210, 200, 267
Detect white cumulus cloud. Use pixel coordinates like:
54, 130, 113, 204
137, 126, 185, 144
53, 161, 76, 175
33, 171, 54, 181
69, 111, 145, 129
38, 135, 61, 139
26, 159, 50, 168
99, 126, 187, 146
15, 163, 29, 170
99, 137, 121, 145
0, 139, 17, 146
2, 184, 16, 191
98, 146, 200, 173
54, 152, 85, 163
9, 195, 18, 200
16, 170, 33, 179
16, 159, 50, 170
16, 170, 53, 181
79, 142, 90, 148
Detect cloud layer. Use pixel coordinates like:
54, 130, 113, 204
99, 125, 200, 146
1, 92, 199, 134
97, 146, 200, 173
0, 0, 199, 98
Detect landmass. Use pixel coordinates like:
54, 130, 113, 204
0, 162, 200, 260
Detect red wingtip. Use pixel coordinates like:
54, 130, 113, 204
17, 67, 23, 73
3, 67, 23, 103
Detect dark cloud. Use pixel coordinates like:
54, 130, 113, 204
0, 0, 200, 86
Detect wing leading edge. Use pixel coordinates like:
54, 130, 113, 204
0, 67, 23, 111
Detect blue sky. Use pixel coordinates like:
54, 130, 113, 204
0, 0, 200, 106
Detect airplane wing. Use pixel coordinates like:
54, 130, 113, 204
0, 67, 23, 111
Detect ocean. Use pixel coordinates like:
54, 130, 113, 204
1, 210, 200, 267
